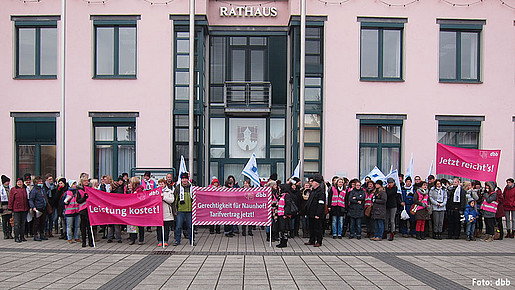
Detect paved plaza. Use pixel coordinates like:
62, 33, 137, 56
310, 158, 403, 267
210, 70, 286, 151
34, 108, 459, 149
0, 227, 514, 289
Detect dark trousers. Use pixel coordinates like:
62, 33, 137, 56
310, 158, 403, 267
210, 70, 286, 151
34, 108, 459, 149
13, 211, 27, 240
495, 217, 504, 238
80, 213, 93, 245
33, 211, 47, 236
485, 217, 495, 235
209, 225, 221, 233
447, 210, 461, 238
279, 216, 291, 239
308, 217, 323, 245
2, 213, 12, 237
130, 226, 145, 243
156, 221, 174, 243
241, 225, 252, 235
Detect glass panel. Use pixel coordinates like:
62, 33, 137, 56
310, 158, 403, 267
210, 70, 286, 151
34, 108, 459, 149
18, 28, 36, 75
96, 145, 113, 178
209, 162, 219, 182
229, 118, 266, 158
461, 32, 478, 80
270, 119, 285, 145
305, 147, 319, 159
210, 37, 225, 84
305, 77, 321, 86
230, 37, 246, 45
40, 28, 58, 75
175, 86, 189, 100
382, 29, 401, 78
306, 40, 320, 54
258, 164, 271, 181
361, 29, 379, 77
95, 127, 114, 141
249, 37, 266, 46
305, 161, 319, 173
40, 145, 56, 177
382, 147, 400, 174
276, 162, 285, 183
175, 115, 188, 127
223, 163, 245, 185
306, 27, 321, 38
306, 55, 320, 67
175, 71, 189, 85
305, 114, 321, 128
210, 118, 225, 145
231, 50, 245, 81
305, 130, 320, 143
176, 54, 189, 69
96, 27, 114, 75
439, 31, 456, 79
360, 125, 378, 143
118, 145, 135, 176
270, 148, 285, 159
458, 131, 478, 146
176, 39, 189, 53
119, 27, 136, 75
175, 128, 188, 142
117, 126, 136, 141
18, 145, 36, 177
381, 125, 401, 143
360, 147, 377, 179
176, 32, 189, 38
250, 50, 265, 82
438, 131, 457, 145
210, 148, 225, 158
305, 88, 321, 102
210, 86, 224, 103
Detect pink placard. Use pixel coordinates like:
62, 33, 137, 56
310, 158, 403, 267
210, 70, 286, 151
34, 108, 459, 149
192, 187, 271, 226
86, 187, 164, 227
436, 143, 501, 181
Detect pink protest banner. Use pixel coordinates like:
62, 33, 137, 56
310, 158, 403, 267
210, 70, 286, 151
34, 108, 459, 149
192, 186, 271, 226
436, 143, 501, 181
85, 187, 163, 227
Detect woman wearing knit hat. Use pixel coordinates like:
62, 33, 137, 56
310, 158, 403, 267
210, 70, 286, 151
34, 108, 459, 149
0, 175, 13, 239
8, 178, 28, 242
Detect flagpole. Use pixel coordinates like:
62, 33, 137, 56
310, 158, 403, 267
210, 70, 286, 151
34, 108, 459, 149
299, 0, 306, 182
90, 226, 95, 248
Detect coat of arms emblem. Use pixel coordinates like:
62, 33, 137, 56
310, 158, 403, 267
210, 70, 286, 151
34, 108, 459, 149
237, 126, 258, 151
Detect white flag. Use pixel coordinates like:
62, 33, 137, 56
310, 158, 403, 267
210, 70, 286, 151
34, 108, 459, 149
291, 160, 301, 179
385, 169, 402, 194
405, 153, 414, 181
361, 166, 386, 184
427, 160, 434, 181
178, 155, 188, 180
242, 153, 260, 187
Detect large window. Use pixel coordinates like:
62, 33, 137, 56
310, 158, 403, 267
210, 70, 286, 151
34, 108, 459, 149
360, 19, 404, 81
14, 19, 58, 79
438, 121, 480, 149
15, 117, 56, 177
439, 20, 482, 83
94, 20, 137, 78
359, 121, 402, 178
94, 122, 136, 178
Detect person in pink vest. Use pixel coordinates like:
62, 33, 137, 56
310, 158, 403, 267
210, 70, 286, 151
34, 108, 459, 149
503, 178, 515, 239
76, 177, 93, 247
364, 180, 375, 239
481, 181, 499, 242
64, 180, 81, 243
328, 178, 346, 239
141, 171, 156, 190
413, 181, 430, 240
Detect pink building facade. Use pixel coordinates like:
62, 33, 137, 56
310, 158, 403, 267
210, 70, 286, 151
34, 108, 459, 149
1, 0, 514, 185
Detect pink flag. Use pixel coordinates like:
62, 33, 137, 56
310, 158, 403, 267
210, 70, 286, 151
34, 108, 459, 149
192, 187, 271, 226
436, 143, 501, 181
86, 187, 164, 226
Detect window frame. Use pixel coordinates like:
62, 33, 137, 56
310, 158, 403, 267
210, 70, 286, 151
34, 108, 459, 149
437, 120, 480, 149
93, 121, 136, 179
360, 22, 404, 82
438, 23, 482, 83
359, 120, 403, 178
93, 20, 137, 79
14, 20, 58, 79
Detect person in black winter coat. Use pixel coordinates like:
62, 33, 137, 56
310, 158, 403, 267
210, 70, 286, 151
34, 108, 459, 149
385, 178, 400, 241
347, 181, 365, 239
304, 174, 326, 247
447, 178, 467, 239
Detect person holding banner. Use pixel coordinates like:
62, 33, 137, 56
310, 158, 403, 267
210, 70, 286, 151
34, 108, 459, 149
157, 179, 174, 247
128, 177, 146, 245
64, 180, 81, 243
173, 172, 195, 246
76, 177, 93, 247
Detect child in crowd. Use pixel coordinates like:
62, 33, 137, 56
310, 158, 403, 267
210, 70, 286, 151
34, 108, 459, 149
464, 200, 478, 241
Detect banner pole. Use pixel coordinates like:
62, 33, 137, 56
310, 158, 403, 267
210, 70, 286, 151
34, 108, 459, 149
90, 226, 95, 248
162, 225, 165, 249
191, 224, 194, 246
269, 226, 272, 247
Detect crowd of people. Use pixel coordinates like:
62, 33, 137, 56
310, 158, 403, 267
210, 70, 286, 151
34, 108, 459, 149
0, 169, 513, 249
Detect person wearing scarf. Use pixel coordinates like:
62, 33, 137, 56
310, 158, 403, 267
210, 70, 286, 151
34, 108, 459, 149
173, 172, 195, 246
446, 178, 466, 239
429, 180, 447, 240
8, 178, 28, 243
1, 175, 13, 239
414, 181, 431, 240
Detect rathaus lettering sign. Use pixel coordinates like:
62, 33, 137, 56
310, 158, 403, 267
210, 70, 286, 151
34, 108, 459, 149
220, 6, 278, 17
